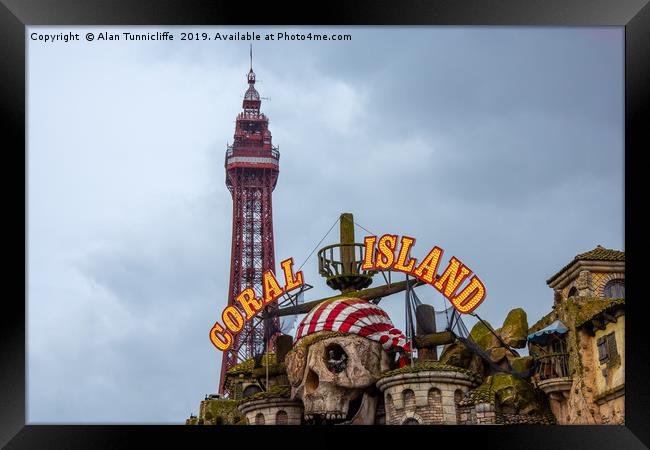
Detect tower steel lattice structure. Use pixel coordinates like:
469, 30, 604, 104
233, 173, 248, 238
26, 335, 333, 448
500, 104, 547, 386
219, 58, 281, 395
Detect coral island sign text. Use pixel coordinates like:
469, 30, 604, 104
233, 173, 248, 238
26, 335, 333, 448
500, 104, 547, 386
362, 235, 487, 314
210, 258, 304, 352
210, 235, 487, 353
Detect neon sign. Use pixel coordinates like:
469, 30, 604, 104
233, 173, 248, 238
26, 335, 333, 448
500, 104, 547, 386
362, 235, 487, 314
209, 258, 304, 352
209, 235, 487, 353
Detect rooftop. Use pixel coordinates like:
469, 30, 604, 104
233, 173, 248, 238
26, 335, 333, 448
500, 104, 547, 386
546, 245, 625, 284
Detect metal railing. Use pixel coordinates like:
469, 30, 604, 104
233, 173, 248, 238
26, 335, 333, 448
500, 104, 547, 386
225, 145, 280, 161
317, 243, 376, 278
534, 352, 570, 381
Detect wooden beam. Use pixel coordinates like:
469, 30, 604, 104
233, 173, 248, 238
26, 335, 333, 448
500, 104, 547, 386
414, 331, 456, 348
264, 278, 425, 318
602, 312, 617, 324
592, 317, 606, 331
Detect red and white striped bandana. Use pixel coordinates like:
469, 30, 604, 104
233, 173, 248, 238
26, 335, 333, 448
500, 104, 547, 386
295, 297, 411, 352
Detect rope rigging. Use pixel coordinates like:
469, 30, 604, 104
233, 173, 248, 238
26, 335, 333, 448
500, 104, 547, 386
404, 276, 534, 379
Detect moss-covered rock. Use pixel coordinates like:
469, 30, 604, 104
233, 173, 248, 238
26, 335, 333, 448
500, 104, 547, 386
499, 308, 529, 349
251, 362, 286, 378
469, 320, 499, 351
438, 341, 474, 369
226, 352, 278, 376
199, 399, 244, 425
510, 356, 534, 374
237, 385, 291, 405
489, 373, 545, 415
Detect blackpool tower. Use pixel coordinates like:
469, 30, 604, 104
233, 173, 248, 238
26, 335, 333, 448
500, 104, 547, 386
218, 53, 281, 394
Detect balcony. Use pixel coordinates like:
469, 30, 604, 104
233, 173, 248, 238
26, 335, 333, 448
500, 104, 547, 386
225, 145, 280, 168
317, 243, 376, 292
226, 145, 280, 160
533, 353, 572, 396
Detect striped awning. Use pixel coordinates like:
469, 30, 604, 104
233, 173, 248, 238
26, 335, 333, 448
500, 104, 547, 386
527, 320, 568, 345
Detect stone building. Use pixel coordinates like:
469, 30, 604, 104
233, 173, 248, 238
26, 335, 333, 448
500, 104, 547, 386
376, 363, 480, 425
527, 245, 625, 425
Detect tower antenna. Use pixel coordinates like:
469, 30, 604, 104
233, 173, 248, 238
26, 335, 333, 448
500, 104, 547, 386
250, 44, 253, 71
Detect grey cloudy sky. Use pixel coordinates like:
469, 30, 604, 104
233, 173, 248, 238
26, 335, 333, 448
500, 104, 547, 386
27, 26, 623, 423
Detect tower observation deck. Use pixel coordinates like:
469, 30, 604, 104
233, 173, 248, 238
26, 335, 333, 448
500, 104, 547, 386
219, 57, 281, 395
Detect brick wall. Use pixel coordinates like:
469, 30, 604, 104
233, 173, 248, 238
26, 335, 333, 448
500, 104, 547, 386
378, 371, 477, 425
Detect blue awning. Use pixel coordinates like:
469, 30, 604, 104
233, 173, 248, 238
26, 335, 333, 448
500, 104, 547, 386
527, 320, 568, 345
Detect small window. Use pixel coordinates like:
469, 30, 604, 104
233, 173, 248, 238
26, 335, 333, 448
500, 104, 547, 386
403, 418, 420, 425
597, 332, 618, 364
604, 280, 624, 298
276, 410, 288, 425
597, 336, 608, 362
255, 413, 265, 425
606, 333, 619, 359
568, 287, 578, 298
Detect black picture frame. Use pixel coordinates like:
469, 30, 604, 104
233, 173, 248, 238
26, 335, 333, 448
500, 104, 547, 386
1, 0, 648, 448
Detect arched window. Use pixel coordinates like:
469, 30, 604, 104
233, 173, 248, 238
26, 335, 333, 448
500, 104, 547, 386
403, 389, 416, 410
276, 410, 288, 425
427, 388, 441, 406
403, 417, 420, 425
568, 287, 578, 298
454, 389, 464, 424
604, 280, 624, 298
242, 385, 263, 398
385, 393, 394, 415
428, 388, 443, 424
255, 413, 265, 425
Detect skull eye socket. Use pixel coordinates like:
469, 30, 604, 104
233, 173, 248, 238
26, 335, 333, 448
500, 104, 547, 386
325, 344, 348, 374
305, 369, 319, 394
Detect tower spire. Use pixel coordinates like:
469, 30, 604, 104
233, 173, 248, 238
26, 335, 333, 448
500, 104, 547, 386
220, 54, 280, 396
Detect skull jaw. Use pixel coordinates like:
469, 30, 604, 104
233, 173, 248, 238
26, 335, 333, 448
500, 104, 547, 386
300, 388, 378, 425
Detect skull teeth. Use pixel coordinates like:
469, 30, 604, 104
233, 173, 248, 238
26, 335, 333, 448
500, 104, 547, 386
304, 412, 347, 422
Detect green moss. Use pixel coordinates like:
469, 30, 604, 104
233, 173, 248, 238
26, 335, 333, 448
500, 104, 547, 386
510, 356, 534, 374
194, 398, 244, 425
573, 297, 624, 328
461, 381, 496, 406
251, 362, 286, 378
226, 352, 278, 376
380, 360, 480, 382
237, 385, 291, 405
528, 310, 557, 334
438, 342, 474, 369
469, 320, 496, 350
490, 373, 547, 414
500, 308, 529, 348
495, 411, 557, 425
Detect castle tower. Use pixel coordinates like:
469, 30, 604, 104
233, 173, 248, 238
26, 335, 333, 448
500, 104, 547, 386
219, 53, 281, 394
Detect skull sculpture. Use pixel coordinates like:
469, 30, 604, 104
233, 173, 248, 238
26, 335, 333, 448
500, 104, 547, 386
286, 332, 392, 424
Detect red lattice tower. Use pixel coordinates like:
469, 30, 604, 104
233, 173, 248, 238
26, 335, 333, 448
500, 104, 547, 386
218, 58, 281, 394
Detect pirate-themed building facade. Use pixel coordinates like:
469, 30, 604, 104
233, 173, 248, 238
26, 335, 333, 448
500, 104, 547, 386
188, 213, 624, 426
526, 245, 625, 425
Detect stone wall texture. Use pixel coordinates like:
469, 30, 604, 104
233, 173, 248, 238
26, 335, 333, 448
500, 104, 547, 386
378, 370, 477, 425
